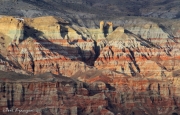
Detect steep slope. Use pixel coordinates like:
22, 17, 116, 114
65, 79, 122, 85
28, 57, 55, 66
95, 22, 180, 79
4, 16, 108, 76
0, 70, 180, 115
0, 0, 180, 26
0, 15, 180, 115
0, 15, 180, 78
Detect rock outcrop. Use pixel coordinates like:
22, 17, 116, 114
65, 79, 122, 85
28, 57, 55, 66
3, 16, 98, 76
0, 70, 180, 115
7, 37, 97, 76
0, 16, 24, 45
72, 69, 180, 115
95, 23, 180, 79
0, 73, 109, 115
126, 23, 170, 39
1, 15, 180, 115
106, 22, 113, 33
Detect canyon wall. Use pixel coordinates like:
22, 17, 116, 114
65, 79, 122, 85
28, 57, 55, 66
0, 16, 180, 115
0, 73, 180, 115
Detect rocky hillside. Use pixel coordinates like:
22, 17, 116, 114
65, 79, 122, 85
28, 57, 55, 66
0, 15, 180, 115
0, 0, 180, 27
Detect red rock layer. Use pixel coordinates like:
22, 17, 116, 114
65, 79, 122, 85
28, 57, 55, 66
0, 76, 180, 115
7, 38, 97, 76
0, 54, 28, 75
0, 82, 108, 115
73, 69, 180, 115
95, 38, 180, 78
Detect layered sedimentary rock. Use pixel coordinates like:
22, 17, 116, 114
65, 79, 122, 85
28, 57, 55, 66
0, 16, 24, 57
72, 69, 180, 115
0, 56, 28, 75
7, 37, 97, 76
4, 16, 115, 76
0, 70, 180, 115
1, 15, 180, 115
0, 16, 24, 45
24, 16, 66, 40
0, 73, 110, 115
126, 23, 170, 39
2, 16, 97, 76
95, 24, 180, 79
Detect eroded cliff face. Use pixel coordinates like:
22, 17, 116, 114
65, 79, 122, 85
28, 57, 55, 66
0, 16, 24, 58
0, 16, 24, 45
0, 16, 180, 115
95, 22, 180, 79
0, 72, 180, 115
0, 72, 111, 115
73, 69, 180, 115
0, 82, 106, 115
3, 16, 99, 76
4, 17, 111, 76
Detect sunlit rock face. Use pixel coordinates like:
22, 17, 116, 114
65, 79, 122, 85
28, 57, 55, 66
0, 16, 24, 57
5, 16, 112, 76
0, 16, 24, 44
7, 38, 96, 76
0, 16, 180, 115
95, 21, 180, 79
4, 16, 99, 76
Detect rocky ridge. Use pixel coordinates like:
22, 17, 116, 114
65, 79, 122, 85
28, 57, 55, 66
0, 0, 180, 20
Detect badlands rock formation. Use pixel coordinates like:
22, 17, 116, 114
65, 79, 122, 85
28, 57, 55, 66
0, 16, 180, 115
0, 16, 24, 45
0, 70, 180, 115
